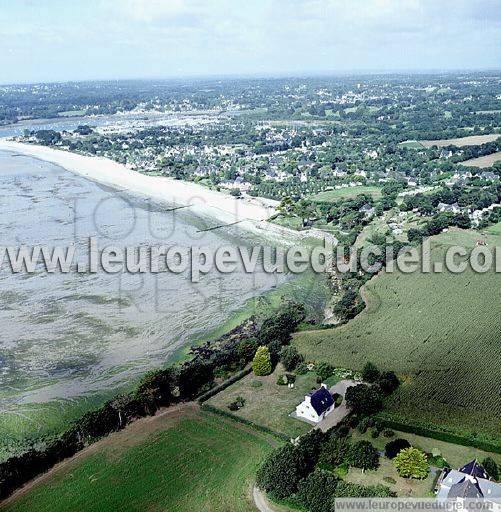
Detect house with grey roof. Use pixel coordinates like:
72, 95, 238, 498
437, 202, 461, 214
480, 171, 499, 181
437, 460, 501, 505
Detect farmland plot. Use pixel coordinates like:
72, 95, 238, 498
293, 227, 501, 441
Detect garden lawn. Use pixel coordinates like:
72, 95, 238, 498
350, 430, 501, 469
344, 457, 436, 498
207, 364, 320, 437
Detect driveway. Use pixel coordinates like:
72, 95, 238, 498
314, 379, 358, 433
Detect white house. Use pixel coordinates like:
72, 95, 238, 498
295, 384, 334, 423
437, 202, 461, 214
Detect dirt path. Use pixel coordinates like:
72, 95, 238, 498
253, 486, 278, 512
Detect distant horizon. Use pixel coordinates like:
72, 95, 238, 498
2, 67, 501, 88
1, 1, 500, 85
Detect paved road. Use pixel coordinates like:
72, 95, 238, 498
315, 379, 358, 433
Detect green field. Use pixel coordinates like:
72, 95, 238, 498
294, 227, 501, 441
2, 405, 278, 512
310, 186, 382, 202
398, 140, 426, 149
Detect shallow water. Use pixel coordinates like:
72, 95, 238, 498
0, 150, 288, 412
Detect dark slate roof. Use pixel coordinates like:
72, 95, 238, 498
459, 460, 490, 480
310, 387, 334, 415
448, 477, 483, 499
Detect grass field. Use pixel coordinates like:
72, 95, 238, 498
207, 364, 320, 437
2, 405, 278, 512
459, 151, 501, 168
293, 227, 501, 440
310, 186, 382, 202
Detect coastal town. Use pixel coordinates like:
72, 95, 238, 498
1, 73, 500, 512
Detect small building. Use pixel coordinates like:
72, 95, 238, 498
437, 202, 461, 214
480, 171, 499, 182
436, 460, 501, 504
295, 384, 334, 423
359, 203, 376, 219
439, 148, 453, 159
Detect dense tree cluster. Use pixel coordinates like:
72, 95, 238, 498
257, 426, 393, 510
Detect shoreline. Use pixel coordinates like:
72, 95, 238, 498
0, 139, 277, 231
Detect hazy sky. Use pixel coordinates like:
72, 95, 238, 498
1, 0, 500, 84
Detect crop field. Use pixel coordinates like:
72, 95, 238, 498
399, 134, 500, 149
398, 140, 426, 149
293, 227, 501, 441
418, 134, 500, 147
459, 151, 501, 168
207, 363, 320, 437
310, 185, 382, 202
2, 405, 278, 512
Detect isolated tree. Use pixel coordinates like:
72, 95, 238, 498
384, 438, 411, 459
296, 469, 339, 512
482, 457, 499, 480
348, 441, 380, 472
279, 345, 303, 371
252, 346, 272, 376
362, 362, 381, 383
394, 447, 429, 479
345, 384, 383, 416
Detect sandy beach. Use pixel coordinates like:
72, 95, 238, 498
0, 140, 278, 229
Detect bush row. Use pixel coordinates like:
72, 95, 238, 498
0, 300, 306, 500
200, 403, 289, 441
376, 414, 501, 454
197, 367, 253, 403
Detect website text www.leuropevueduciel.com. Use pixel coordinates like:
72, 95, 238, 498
0, 237, 500, 282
